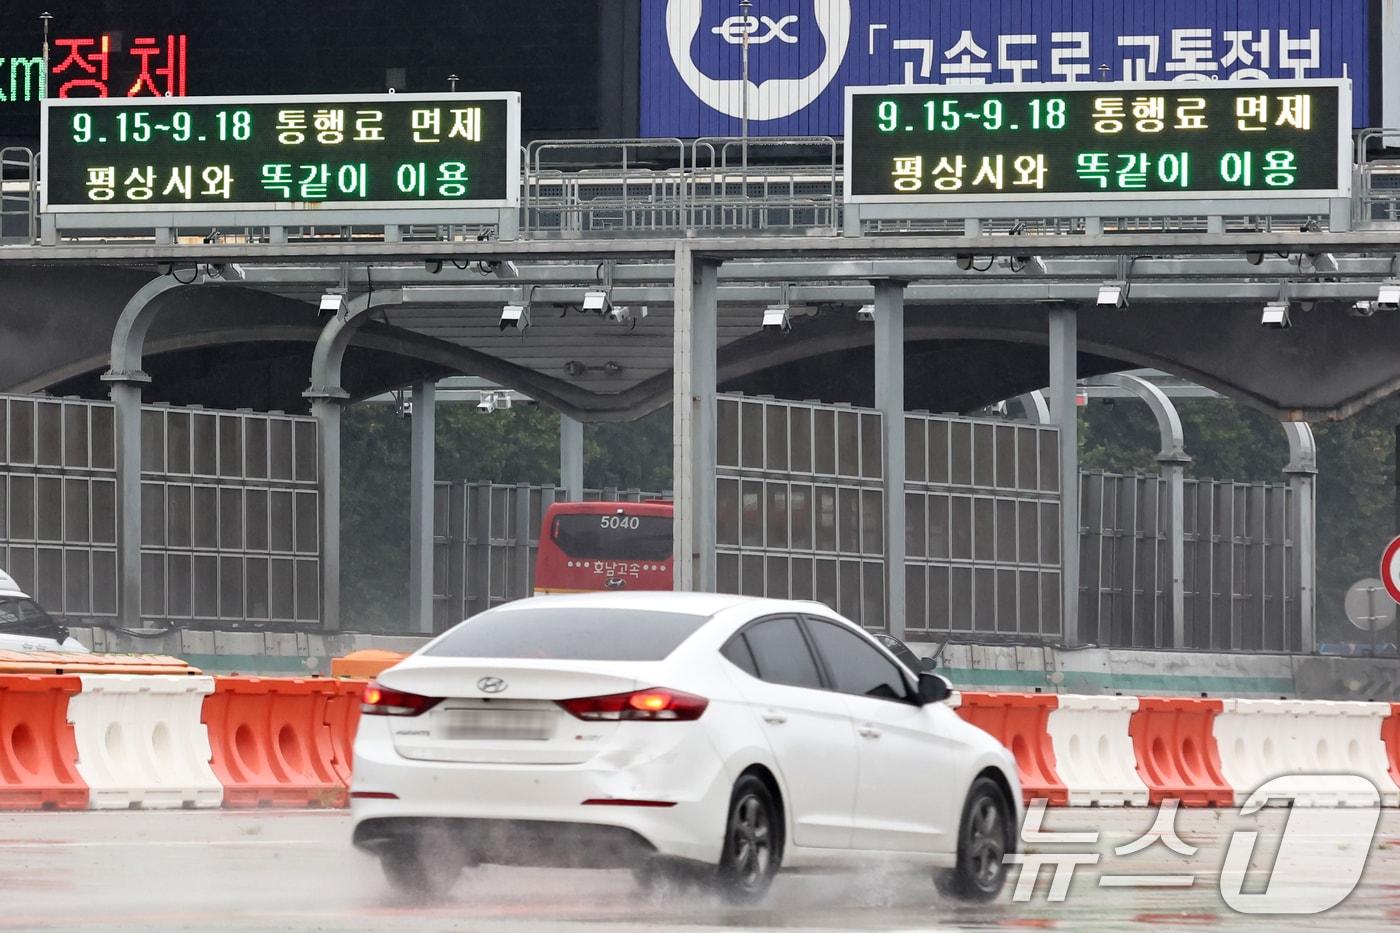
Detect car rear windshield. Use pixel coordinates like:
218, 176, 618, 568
423, 607, 707, 661
549, 513, 672, 561
0, 596, 64, 641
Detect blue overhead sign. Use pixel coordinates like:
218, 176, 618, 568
640, 0, 1373, 138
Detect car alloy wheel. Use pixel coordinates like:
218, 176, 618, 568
716, 774, 782, 902
935, 776, 1013, 902
966, 793, 1006, 889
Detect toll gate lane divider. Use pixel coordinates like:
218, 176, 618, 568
952, 691, 1400, 807
0, 674, 364, 810
2, 674, 1399, 810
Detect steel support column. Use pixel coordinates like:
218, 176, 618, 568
873, 280, 906, 638
1283, 422, 1318, 653
1049, 308, 1080, 645
102, 272, 211, 627
408, 381, 436, 635
1159, 459, 1189, 647
559, 415, 584, 501
672, 244, 719, 592
106, 381, 145, 627
308, 395, 346, 631
306, 290, 406, 631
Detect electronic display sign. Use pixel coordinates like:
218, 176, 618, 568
843, 79, 1349, 204
41, 92, 520, 213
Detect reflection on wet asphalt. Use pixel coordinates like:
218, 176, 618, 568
0, 808, 1397, 931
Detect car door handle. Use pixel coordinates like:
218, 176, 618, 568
761, 712, 788, 725
857, 725, 882, 738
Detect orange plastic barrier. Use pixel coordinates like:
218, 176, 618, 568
1128, 697, 1233, 807
329, 650, 405, 679
1384, 703, 1400, 795
955, 692, 1068, 805
0, 674, 88, 810
0, 651, 197, 675
323, 679, 366, 788
201, 677, 345, 808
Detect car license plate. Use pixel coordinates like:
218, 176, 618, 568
437, 708, 554, 741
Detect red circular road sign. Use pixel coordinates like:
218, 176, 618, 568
1381, 535, 1400, 604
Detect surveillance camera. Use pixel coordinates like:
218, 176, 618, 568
1307, 252, 1338, 274
1003, 255, 1046, 275
1260, 301, 1291, 329
1377, 283, 1400, 312
1245, 251, 1265, 266
1096, 283, 1127, 309
424, 258, 442, 274
396, 399, 413, 418
476, 394, 497, 414
606, 305, 645, 324
583, 290, 611, 315
499, 304, 530, 331
955, 254, 974, 271
761, 305, 792, 334
318, 292, 345, 317
856, 303, 875, 322
1351, 300, 1377, 317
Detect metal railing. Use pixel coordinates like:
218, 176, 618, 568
1355, 128, 1400, 226
690, 136, 840, 234
0, 147, 37, 244
524, 138, 690, 236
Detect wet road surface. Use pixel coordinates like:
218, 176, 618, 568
1, 807, 1398, 931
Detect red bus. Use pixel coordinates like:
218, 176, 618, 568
533, 501, 674, 595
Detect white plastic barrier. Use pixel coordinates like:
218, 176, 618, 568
68, 674, 223, 809
1214, 699, 1399, 807
1045, 694, 1149, 806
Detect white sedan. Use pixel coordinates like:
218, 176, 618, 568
350, 592, 1021, 902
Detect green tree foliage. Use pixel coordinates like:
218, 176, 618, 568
584, 405, 674, 493
340, 401, 673, 631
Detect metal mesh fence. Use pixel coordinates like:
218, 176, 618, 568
431, 483, 664, 630
1079, 471, 1298, 651
0, 395, 118, 619
716, 396, 887, 627
0, 393, 320, 626
139, 405, 321, 625
904, 413, 1063, 639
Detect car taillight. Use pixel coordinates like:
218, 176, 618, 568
556, 688, 708, 722
360, 680, 442, 716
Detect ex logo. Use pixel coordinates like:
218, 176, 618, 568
710, 14, 799, 45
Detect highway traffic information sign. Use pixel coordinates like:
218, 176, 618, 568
42, 92, 520, 213
844, 79, 1349, 204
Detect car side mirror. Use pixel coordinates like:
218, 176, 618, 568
918, 656, 937, 672
917, 672, 952, 705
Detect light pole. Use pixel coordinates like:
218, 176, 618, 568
40, 11, 53, 95
740, 0, 751, 173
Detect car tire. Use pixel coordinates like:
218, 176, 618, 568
378, 826, 467, 899
935, 775, 1013, 902
713, 774, 783, 904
